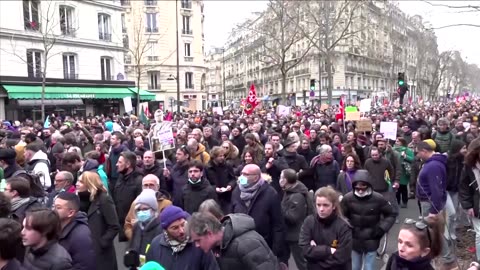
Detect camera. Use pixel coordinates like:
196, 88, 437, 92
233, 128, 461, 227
124, 249, 140, 270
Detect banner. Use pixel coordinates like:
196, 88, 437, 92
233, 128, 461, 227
244, 84, 259, 115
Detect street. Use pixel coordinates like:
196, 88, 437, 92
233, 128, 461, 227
114, 199, 420, 270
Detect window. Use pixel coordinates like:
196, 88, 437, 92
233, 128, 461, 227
23, 0, 40, 31
184, 43, 191, 57
100, 57, 112, 80
144, 0, 157, 6
148, 71, 160, 89
146, 13, 157, 32
98, 14, 111, 41
182, 16, 192, 34
121, 14, 127, 33
181, 0, 191, 9
26, 49, 42, 78
147, 41, 158, 61
185, 72, 194, 89
59, 6, 75, 36
63, 54, 77, 79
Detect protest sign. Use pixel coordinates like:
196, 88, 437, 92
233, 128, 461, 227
359, 99, 372, 113
356, 119, 373, 132
345, 112, 361, 121
380, 122, 398, 140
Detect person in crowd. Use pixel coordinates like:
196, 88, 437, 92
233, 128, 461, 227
24, 142, 51, 191
106, 131, 129, 189
129, 189, 163, 256
203, 126, 220, 151
393, 137, 414, 208
82, 153, 110, 193
221, 141, 240, 168
198, 199, 224, 220
188, 138, 211, 165
0, 148, 24, 179
346, 132, 366, 165
54, 192, 96, 270
62, 152, 82, 185
416, 139, 455, 267
125, 174, 172, 240
242, 133, 264, 162
113, 151, 143, 242
143, 150, 171, 190
0, 192, 10, 218
336, 154, 361, 195
445, 139, 466, 240
279, 139, 309, 173
299, 186, 352, 270
206, 146, 236, 214
181, 160, 217, 214
188, 212, 281, 270
385, 218, 444, 270
4, 177, 43, 223
364, 147, 396, 202
163, 146, 190, 206
235, 148, 259, 176
432, 118, 454, 154
297, 138, 316, 165
0, 218, 23, 270
341, 170, 396, 270
21, 209, 73, 269
309, 144, 340, 190
260, 142, 289, 195
231, 164, 287, 263
279, 169, 309, 270
77, 171, 119, 270
146, 205, 219, 270
47, 171, 76, 208
317, 133, 343, 165
230, 127, 246, 155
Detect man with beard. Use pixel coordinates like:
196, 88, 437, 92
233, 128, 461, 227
260, 142, 288, 195
143, 151, 171, 189
145, 205, 219, 270
230, 127, 246, 154
180, 160, 217, 214
54, 192, 96, 270
433, 118, 454, 154
113, 151, 143, 242
203, 126, 220, 152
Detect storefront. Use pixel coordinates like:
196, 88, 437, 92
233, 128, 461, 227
0, 76, 155, 121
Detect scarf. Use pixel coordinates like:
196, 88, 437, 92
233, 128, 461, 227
388, 251, 432, 270
473, 163, 480, 192
311, 152, 333, 166
11, 197, 31, 211
239, 178, 265, 203
164, 231, 189, 253
345, 170, 356, 192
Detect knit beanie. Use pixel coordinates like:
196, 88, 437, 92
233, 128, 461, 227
160, 206, 189, 229
140, 261, 165, 270
135, 189, 158, 211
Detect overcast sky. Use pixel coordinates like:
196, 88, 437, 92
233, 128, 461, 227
203, 1, 480, 66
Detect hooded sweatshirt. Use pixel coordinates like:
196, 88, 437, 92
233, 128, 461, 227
416, 154, 448, 214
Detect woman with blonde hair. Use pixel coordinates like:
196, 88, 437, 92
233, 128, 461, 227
77, 171, 120, 270
299, 186, 352, 270
222, 140, 241, 168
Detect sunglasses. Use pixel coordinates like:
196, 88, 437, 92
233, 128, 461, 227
404, 218, 431, 246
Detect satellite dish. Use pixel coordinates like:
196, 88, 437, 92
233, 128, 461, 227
117, 73, 125, 80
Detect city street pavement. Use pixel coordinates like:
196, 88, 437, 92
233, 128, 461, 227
115, 200, 420, 270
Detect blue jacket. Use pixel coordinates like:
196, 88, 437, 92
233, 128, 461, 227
416, 154, 447, 214
145, 233, 219, 270
58, 211, 96, 270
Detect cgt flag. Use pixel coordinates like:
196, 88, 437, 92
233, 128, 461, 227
244, 84, 259, 115
335, 95, 345, 121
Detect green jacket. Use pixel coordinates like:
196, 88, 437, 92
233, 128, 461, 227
393, 146, 414, 185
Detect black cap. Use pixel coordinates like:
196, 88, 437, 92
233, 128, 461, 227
0, 148, 16, 161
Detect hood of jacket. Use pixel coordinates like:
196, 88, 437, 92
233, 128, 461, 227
221, 214, 256, 249
425, 153, 447, 165
83, 158, 99, 172
194, 143, 207, 157
350, 169, 373, 189
144, 161, 161, 174
30, 150, 49, 162
60, 211, 89, 240
284, 181, 309, 195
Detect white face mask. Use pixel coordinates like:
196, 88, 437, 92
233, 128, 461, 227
354, 188, 372, 198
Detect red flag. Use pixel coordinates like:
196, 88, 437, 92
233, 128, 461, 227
244, 84, 259, 115
408, 95, 412, 105
144, 105, 151, 117
335, 95, 345, 121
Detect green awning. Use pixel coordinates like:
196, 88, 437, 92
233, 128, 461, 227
129, 88, 156, 101
2, 85, 134, 99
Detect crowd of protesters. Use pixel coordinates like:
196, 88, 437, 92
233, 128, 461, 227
1, 98, 480, 270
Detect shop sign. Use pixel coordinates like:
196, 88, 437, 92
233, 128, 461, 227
63, 93, 96, 99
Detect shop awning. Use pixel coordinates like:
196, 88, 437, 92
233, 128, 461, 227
2, 85, 134, 99
17, 99, 84, 106
128, 88, 156, 101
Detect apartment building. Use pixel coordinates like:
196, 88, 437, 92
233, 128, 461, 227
210, 1, 438, 105
0, 0, 148, 120
122, 0, 207, 111
205, 48, 224, 107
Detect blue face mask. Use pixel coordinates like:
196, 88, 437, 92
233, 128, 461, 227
137, 210, 152, 223
239, 176, 248, 186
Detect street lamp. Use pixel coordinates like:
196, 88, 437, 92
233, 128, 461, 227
167, 74, 180, 113
222, 48, 226, 108
174, 0, 180, 113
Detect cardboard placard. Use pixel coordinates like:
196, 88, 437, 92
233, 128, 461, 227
123, 97, 133, 113
276, 105, 291, 116
212, 107, 223, 115
356, 119, 373, 132
345, 112, 361, 121
320, 104, 329, 110
359, 99, 372, 113
345, 106, 358, 113
151, 128, 175, 152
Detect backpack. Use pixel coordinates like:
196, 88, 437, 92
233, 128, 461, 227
11, 169, 48, 205
304, 191, 316, 215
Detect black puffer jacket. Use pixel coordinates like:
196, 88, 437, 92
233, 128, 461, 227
281, 182, 309, 242
206, 161, 237, 213
216, 214, 280, 270
299, 213, 352, 270
143, 160, 172, 191
181, 178, 218, 214
23, 241, 72, 270
340, 170, 396, 252
459, 165, 480, 217
129, 216, 163, 255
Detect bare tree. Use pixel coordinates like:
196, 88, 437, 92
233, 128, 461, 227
239, 0, 313, 104
295, 0, 365, 104
123, 9, 175, 115
427, 51, 452, 100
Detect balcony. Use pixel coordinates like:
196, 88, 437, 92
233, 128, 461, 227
185, 84, 194, 89
182, 29, 193, 35
181, 1, 192, 9
144, 0, 157, 6
147, 56, 159, 61
99, 32, 112, 41
148, 84, 160, 90
101, 76, 116, 81
61, 27, 76, 37
24, 21, 40, 31
122, 27, 127, 33
64, 73, 79, 80
121, 0, 130, 6
145, 27, 158, 33
184, 56, 193, 62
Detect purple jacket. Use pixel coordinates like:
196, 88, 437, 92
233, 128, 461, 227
416, 154, 447, 214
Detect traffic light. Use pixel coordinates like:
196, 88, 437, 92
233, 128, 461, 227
310, 79, 315, 91
398, 72, 405, 87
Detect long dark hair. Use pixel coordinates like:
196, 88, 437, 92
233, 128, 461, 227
341, 154, 361, 171
465, 145, 480, 167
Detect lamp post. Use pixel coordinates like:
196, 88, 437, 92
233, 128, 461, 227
175, 0, 180, 113
167, 74, 179, 112
222, 48, 226, 108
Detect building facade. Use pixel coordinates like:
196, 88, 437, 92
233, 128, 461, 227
122, 0, 207, 112
205, 48, 224, 107
209, 1, 439, 106
0, 0, 151, 120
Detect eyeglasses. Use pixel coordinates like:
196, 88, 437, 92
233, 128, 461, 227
353, 186, 368, 192
222, 146, 229, 149
404, 218, 431, 246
